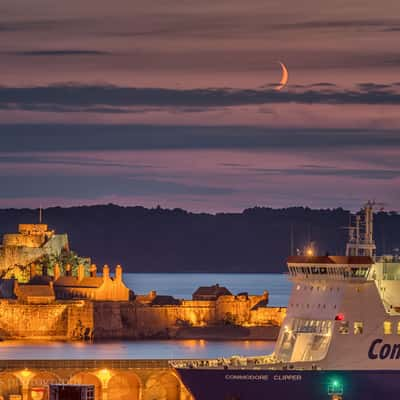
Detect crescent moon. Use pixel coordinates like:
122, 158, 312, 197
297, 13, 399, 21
275, 61, 289, 91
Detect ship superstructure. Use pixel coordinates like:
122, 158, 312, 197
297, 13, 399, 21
173, 202, 400, 399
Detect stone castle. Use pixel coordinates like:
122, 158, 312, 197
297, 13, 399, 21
0, 223, 286, 341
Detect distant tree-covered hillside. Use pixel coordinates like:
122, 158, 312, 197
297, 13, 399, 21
0, 205, 399, 273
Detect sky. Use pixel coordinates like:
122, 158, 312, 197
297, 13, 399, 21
0, 0, 400, 212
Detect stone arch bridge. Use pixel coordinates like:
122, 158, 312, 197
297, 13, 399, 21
0, 359, 193, 400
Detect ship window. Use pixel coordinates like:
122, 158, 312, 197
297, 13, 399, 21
384, 321, 392, 335
397, 322, 400, 335
339, 321, 349, 334
354, 322, 363, 335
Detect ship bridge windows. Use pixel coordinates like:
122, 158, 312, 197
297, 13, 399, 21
338, 321, 349, 334
289, 264, 370, 280
351, 267, 369, 278
276, 319, 333, 362
384, 321, 392, 335
397, 322, 400, 335
354, 322, 363, 335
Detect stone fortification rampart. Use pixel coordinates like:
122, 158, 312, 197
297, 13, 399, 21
0, 223, 69, 274
0, 300, 96, 340
91, 300, 286, 340
3, 234, 45, 248
0, 223, 287, 342
0, 301, 69, 338
0, 288, 286, 340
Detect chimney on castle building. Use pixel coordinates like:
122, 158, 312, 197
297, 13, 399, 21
65, 264, 72, 277
78, 264, 85, 281
103, 265, 110, 280
149, 290, 157, 300
90, 264, 97, 277
30, 264, 37, 280
115, 265, 122, 282
54, 264, 61, 280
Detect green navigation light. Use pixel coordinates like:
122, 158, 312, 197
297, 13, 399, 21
328, 378, 343, 395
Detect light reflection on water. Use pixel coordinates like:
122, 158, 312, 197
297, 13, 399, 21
0, 274, 287, 360
0, 340, 275, 360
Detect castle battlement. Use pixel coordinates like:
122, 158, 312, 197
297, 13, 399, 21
53, 264, 130, 301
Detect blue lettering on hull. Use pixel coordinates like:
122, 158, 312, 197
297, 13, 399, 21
368, 339, 400, 360
176, 369, 400, 400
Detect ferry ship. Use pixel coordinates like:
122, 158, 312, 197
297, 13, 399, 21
173, 202, 400, 399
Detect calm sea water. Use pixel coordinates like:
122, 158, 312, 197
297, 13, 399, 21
0, 273, 290, 360
0, 340, 276, 360
123, 273, 291, 307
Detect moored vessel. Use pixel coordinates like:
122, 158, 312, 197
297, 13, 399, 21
173, 202, 400, 399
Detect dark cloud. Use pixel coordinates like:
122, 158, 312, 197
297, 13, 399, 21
308, 83, 337, 88
9, 50, 109, 56
0, 175, 234, 200
274, 19, 400, 32
0, 18, 94, 33
1, 83, 400, 112
0, 124, 399, 152
0, 154, 154, 170
0, 103, 163, 114
357, 83, 393, 91
251, 166, 400, 180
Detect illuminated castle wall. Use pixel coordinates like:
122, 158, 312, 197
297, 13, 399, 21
0, 224, 69, 276
0, 223, 286, 341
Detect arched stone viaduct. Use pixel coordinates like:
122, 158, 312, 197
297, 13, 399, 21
0, 360, 193, 400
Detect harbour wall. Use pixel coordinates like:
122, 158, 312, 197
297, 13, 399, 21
0, 300, 286, 340
92, 300, 286, 340
0, 359, 193, 400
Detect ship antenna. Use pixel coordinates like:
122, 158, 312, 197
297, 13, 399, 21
290, 223, 294, 256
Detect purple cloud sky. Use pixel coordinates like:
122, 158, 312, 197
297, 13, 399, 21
0, 0, 399, 211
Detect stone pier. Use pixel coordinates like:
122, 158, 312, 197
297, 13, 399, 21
0, 359, 193, 400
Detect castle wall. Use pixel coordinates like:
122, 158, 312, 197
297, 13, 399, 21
0, 246, 44, 271
91, 300, 285, 339
215, 295, 253, 324
68, 301, 94, 340
0, 297, 285, 340
3, 234, 45, 248
0, 234, 68, 274
249, 306, 286, 326
0, 301, 69, 338
42, 234, 69, 253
